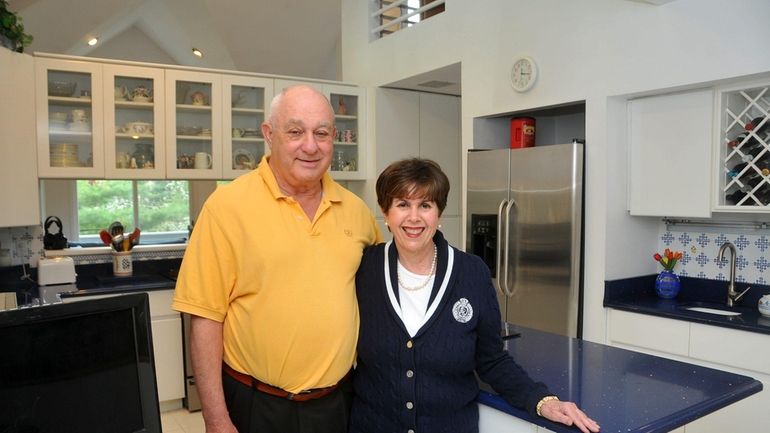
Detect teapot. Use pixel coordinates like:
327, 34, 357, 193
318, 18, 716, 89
131, 86, 152, 102
115, 85, 129, 101
759, 294, 770, 317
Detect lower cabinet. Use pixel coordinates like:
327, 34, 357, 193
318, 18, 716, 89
478, 404, 555, 433
607, 309, 769, 432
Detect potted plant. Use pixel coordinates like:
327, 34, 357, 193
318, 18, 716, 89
0, 0, 33, 52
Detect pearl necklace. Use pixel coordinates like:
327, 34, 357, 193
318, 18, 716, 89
397, 243, 438, 292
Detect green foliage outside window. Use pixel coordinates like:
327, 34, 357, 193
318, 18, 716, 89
77, 180, 189, 236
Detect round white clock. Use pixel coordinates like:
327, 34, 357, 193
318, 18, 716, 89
510, 56, 538, 92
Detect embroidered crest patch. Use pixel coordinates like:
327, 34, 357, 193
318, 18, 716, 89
452, 298, 473, 323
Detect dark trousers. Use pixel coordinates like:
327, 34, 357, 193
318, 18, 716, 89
222, 371, 352, 433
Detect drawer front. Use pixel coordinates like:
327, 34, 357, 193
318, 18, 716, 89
689, 323, 770, 375
608, 310, 690, 357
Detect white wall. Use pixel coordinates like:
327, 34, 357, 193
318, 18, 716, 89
340, 0, 770, 343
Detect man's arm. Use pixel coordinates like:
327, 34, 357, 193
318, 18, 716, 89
190, 315, 238, 433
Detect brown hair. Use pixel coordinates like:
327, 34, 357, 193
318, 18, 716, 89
376, 158, 450, 215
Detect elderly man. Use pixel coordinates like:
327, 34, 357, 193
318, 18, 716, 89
173, 85, 381, 433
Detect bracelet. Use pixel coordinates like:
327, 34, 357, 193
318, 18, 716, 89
536, 395, 560, 416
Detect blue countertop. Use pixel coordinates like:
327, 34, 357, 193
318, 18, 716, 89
604, 275, 770, 335
477, 324, 762, 433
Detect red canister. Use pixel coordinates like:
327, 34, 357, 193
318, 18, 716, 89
510, 117, 536, 148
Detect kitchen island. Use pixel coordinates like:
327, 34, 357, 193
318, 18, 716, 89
477, 324, 762, 433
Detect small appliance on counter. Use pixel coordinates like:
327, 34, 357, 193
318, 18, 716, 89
37, 256, 78, 304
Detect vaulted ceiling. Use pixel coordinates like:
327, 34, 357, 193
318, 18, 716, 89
9, 0, 341, 80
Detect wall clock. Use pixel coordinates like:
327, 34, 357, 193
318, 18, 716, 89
510, 56, 538, 92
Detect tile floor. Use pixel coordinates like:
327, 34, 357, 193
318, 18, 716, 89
161, 408, 205, 433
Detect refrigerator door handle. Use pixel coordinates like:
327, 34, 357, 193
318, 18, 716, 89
495, 199, 509, 296
505, 198, 518, 297
501, 198, 515, 297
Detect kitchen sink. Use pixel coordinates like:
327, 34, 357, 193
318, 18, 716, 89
677, 302, 745, 317
682, 306, 742, 316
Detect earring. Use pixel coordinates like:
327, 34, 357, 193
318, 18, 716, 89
438, 224, 442, 229
384, 222, 389, 226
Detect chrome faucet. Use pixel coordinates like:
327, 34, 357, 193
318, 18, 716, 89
717, 242, 750, 307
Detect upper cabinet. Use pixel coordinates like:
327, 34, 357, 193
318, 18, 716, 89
714, 80, 770, 212
627, 78, 770, 217
275, 79, 367, 180
103, 64, 166, 179
35, 58, 105, 178
30, 55, 367, 182
627, 89, 714, 218
222, 75, 274, 179
165, 70, 223, 179
0, 49, 40, 228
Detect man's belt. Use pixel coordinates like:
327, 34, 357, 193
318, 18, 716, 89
222, 363, 348, 402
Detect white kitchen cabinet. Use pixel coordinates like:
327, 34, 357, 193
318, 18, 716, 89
165, 70, 223, 179
222, 75, 273, 179
375, 88, 462, 246
102, 64, 166, 179
35, 57, 105, 178
0, 49, 40, 227
274, 79, 367, 180
479, 404, 557, 433
607, 309, 690, 358
606, 308, 770, 432
627, 89, 714, 218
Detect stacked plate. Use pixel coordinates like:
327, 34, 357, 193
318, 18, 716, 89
50, 143, 80, 167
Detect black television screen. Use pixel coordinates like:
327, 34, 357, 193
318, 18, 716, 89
0, 293, 161, 433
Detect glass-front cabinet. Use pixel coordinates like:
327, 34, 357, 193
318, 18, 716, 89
35, 58, 104, 178
165, 70, 222, 179
326, 84, 365, 180
273, 79, 367, 180
222, 75, 273, 179
103, 64, 165, 179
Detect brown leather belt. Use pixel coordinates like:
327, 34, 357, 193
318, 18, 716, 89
222, 363, 348, 402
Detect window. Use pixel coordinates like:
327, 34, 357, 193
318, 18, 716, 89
372, 0, 445, 40
76, 180, 190, 244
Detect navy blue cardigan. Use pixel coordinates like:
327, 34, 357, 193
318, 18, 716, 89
350, 232, 551, 433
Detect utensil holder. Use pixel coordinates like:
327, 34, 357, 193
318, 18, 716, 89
112, 251, 133, 276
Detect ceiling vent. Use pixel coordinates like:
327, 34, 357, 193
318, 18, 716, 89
417, 80, 455, 89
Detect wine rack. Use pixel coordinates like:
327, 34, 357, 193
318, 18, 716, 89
719, 83, 770, 208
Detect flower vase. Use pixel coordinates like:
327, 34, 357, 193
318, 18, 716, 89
655, 270, 680, 299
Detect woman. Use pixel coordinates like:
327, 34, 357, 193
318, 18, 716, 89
350, 158, 600, 433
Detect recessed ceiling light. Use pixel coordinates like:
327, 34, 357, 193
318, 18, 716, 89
87, 38, 98, 46
192, 48, 203, 58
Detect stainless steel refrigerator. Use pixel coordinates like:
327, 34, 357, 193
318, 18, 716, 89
466, 141, 584, 338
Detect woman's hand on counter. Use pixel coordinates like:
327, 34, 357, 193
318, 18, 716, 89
540, 399, 601, 433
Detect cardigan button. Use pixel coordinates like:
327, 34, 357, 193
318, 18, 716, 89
406, 401, 414, 409
406, 340, 413, 348
406, 370, 414, 378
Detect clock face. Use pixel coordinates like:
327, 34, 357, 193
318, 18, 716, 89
511, 57, 537, 92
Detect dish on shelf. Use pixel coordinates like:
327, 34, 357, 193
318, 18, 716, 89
48, 81, 77, 97
126, 121, 153, 135
242, 128, 262, 138
233, 149, 256, 170
177, 126, 202, 136
68, 121, 90, 132
131, 95, 153, 103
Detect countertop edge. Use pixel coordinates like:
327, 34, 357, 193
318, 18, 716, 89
477, 369, 763, 433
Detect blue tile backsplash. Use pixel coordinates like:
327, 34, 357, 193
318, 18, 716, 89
660, 228, 770, 284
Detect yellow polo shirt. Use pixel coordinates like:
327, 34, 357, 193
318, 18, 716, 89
172, 157, 381, 393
